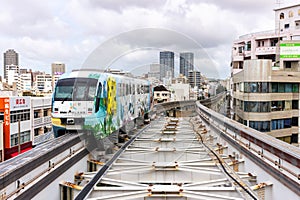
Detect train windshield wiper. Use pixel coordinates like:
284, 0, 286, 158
61, 89, 73, 104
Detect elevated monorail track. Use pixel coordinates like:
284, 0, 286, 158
71, 116, 261, 200
0, 133, 87, 199
0, 97, 299, 200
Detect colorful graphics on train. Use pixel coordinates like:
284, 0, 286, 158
51, 71, 152, 139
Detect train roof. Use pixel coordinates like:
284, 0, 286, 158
59, 69, 150, 83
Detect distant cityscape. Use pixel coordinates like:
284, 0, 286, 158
2, 2, 300, 162
0, 48, 227, 161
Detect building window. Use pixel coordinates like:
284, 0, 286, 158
250, 83, 257, 92
271, 101, 284, 111
10, 134, 19, 147
289, 11, 294, 18
280, 13, 284, 19
271, 118, 291, 130
292, 100, 298, 109
285, 61, 291, 69
271, 39, 278, 46
292, 117, 298, 126
291, 133, 298, 143
249, 121, 270, 132
272, 83, 299, 93
285, 101, 292, 110
244, 101, 270, 112
245, 41, 251, 51
278, 83, 285, 92
272, 83, 278, 92
244, 82, 269, 93
238, 46, 243, 53
10, 109, 30, 123
292, 83, 298, 92
278, 136, 291, 144
10, 131, 30, 147
285, 83, 292, 92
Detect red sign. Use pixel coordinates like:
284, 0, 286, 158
0, 98, 10, 148
16, 98, 26, 105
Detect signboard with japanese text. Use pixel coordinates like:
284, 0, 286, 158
9, 97, 30, 111
280, 43, 300, 58
0, 97, 10, 148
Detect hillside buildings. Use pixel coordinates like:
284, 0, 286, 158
231, 4, 300, 145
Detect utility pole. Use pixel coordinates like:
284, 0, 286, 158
0, 121, 3, 162
275, 0, 283, 66
18, 119, 21, 154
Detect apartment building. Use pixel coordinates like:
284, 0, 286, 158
231, 4, 300, 145
36, 73, 52, 93
31, 97, 52, 145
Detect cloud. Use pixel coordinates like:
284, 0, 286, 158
0, 0, 286, 79
87, 0, 167, 12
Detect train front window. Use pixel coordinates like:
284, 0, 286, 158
54, 78, 75, 101
54, 78, 98, 101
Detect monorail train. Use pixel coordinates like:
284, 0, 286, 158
51, 70, 153, 139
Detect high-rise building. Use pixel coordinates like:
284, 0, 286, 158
51, 62, 65, 76
3, 49, 18, 81
148, 64, 161, 80
230, 3, 300, 145
180, 52, 194, 77
188, 70, 201, 88
159, 51, 174, 80
51, 63, 65, 90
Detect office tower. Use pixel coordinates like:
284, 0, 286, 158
3, 49, 18, 80
180, 52, 194, 77
159, 51, 174, 80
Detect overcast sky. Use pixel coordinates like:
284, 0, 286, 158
0, 0, 297, 79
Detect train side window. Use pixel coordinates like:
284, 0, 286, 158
133, 84, 135, 95
95, 82, 102, 113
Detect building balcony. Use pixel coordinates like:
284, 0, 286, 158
271, 110, 293, 119
255, 46, 277, 55
269, 128, 292, 138
232, 54, 244, 61
33, 116, 52, 128
244, 50, 251, 57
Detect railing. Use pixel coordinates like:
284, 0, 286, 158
255, 46, 277, 55
33, 116, 52, 127
196, 102, 300, 196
